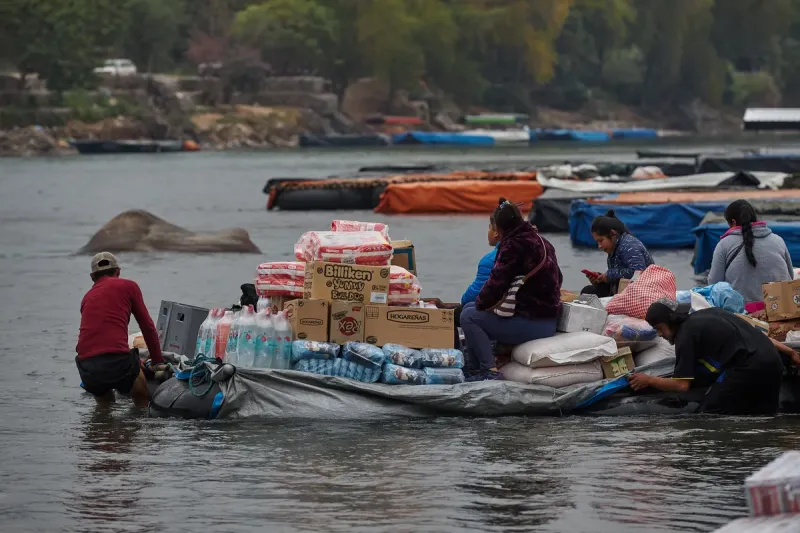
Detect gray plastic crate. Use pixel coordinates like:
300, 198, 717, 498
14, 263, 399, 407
154, 300, 209, 356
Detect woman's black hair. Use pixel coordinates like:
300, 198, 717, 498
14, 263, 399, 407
645, 299, 689, 329
490, 197, 524, 233
590, 209, 628, 238
724, 199, 758, 267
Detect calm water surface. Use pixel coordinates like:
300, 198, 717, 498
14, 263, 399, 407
2, 144, 800, 533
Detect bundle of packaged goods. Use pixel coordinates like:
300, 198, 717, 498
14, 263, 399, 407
193, 302, 294, 369
389, 265, 421, 306
254, 261, 305, 311
500, 331, 631, 387
381, 344, 465, 385
291, 341, 385, 383
294, 231, 393, 265
330, 219, 390, 239
713, 451, 800, 532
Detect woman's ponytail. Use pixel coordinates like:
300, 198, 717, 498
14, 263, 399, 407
491, 197, 524, 233
724, 200, 758, 267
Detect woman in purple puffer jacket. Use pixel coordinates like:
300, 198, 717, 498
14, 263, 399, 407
460, 198, 563, 381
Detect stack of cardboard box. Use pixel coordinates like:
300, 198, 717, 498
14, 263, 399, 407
761, 280, 800, 341
283, 243, 456, 350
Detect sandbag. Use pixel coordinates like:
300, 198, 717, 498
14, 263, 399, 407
606, 265, 677, 319
633, 338, 676, 367
511, 332, 618, 368
501, 361, 603, 388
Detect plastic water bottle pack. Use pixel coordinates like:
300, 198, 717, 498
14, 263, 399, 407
294, 358, 382, 383
382, 344, 423, 369
420, 348, 464, 369
291, 341, 341, 364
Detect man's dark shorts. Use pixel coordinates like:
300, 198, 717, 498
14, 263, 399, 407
76, 351, 141, 396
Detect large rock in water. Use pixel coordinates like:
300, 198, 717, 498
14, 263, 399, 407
78, 210, 261, 254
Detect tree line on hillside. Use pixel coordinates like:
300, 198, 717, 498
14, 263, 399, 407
2, 0, 800, 112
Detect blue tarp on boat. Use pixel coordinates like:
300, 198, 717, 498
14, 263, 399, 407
692, 221, 800, 273
392, 131, 495, 146
610, 128, 659, 140
570, 199, 730, 248
531, 129, 611, 142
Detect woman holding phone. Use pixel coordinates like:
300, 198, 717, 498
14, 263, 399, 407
581, 210, 654, 297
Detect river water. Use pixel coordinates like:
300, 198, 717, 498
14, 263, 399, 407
2, 142, 800, 533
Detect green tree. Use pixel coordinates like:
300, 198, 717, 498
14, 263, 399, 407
232, 0, 337, 75
0, 0, 127, 92
123, 0, 186, 73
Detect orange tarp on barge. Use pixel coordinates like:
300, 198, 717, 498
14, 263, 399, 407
375, 180, 544, 214
589, 189, 800, 205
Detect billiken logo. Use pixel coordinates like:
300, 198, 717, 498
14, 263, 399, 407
387, 310, 429, 324
338, 316, 361, 336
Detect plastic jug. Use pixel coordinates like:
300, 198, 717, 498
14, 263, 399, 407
225, 310, 242, 365
236, 305, 257, 368
254, 309, 274, 368
216, 311, 234, 362
194, 310, 213, 359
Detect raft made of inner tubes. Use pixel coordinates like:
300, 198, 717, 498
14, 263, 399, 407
375, 179, 544, 214
266, 171, 538, 211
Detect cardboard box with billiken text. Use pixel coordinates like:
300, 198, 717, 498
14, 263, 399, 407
763, 279, 800, 322
364, 305, 454, 349
304, 261, 390, 305
557, 302, 608, 335
284, 299, 329, 342
390, 240, 417, 275
600, 347, 635, 379
329, 301, 365, 344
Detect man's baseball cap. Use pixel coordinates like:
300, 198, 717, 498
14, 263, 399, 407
90, 252, 120, 273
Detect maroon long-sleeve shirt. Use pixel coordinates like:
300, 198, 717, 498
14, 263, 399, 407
76, 277, 164, 364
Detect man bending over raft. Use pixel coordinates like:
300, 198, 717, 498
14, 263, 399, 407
75, 252, 164, 407
628, 298, 798, 415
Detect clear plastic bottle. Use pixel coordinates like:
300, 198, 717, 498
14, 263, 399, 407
194, 311, 212, 359
254, 308, 274, 368
216, 310, 234, 362
236, 305, 257, 368
266, 311, 280, 368
205, 309, 220, 359
256, 296, 270, 313
273, 311, 293, 370
225, 310, 242, 365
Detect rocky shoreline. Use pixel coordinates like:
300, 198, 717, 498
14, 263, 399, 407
0, 74, 745, 157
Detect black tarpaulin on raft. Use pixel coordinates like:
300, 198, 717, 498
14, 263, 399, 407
214, 359, 675, 420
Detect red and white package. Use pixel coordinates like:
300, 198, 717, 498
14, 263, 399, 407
745, 451, 800, 517
331, 220, 390, 239
294, 231, 392, 265
389, 265, 419, 290
256, 261, 306, 279
255, 277, 304, 297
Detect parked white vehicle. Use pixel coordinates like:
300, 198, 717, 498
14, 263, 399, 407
94, 59, 137, 77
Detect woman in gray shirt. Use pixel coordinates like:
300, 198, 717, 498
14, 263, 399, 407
708, 200, 794, 303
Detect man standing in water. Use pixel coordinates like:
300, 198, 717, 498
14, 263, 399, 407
76, 252, 163, 407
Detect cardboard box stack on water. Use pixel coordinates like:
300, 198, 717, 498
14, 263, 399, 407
304, 261, 390, 305
284, 299, 329, 342
364, 305, 454, 349
329, 301, 365, 344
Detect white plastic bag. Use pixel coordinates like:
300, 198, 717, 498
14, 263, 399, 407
511, 332, 618, 368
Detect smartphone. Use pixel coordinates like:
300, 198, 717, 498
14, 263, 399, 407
582, 269, 600, 279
